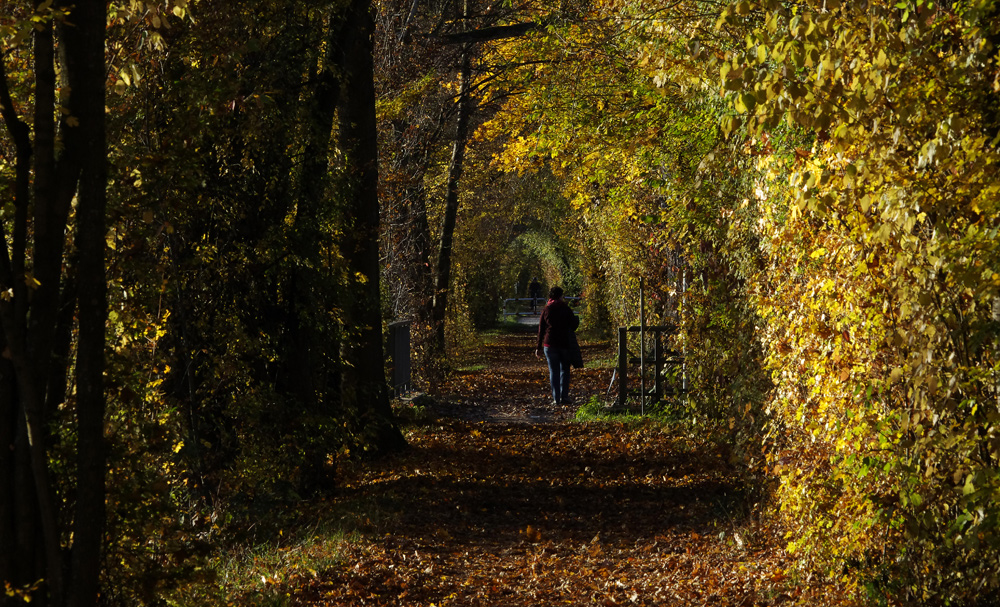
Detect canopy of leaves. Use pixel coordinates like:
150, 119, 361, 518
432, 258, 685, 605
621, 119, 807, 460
4, 0, 998, 603
474, 0, 1000, 603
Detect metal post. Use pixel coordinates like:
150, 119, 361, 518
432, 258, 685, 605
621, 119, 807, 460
640, 277, 646, 415
681, 269, 687, 395
388, 321, 411, 397
653, 328, 662, 403
994, 297, 999, 411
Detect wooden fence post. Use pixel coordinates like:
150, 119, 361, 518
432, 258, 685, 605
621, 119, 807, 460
618, 326, 628, 407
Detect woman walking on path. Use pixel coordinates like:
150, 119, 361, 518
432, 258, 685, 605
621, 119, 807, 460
535, 286, 579, 404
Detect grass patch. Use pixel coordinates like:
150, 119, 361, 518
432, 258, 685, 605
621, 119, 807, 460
483, 318, 537, 335
214, 524, 355, 605
163, 493, 389, 606
574, 395, 692, 424
392, 393, 436, 425
584, 353, 618, 369
574, 396, 647, 422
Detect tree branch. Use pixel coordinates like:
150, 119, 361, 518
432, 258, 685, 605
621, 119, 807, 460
436, 20, 544, 44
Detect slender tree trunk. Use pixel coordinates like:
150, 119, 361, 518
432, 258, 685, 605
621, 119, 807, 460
0, 49, 33, 607
0, 2, 107, 604
0, 383, 10, 604
431, 47, 473, 351
285, 11, 340, 412
335, 0, 406, 454
12, 420, 39, 606
0, 350, 16, 607
62, 1, 108, 604
32, 0, 78, 412
20, 8, 66, 602
384, 124, 435, 321
408, 177, 433, 315
2, 327, 62, 606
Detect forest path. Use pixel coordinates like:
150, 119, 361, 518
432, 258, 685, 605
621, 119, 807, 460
428, 326, 614, 423
298, 331, 805, 606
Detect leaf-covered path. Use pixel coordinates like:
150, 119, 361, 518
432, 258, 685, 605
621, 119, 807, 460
425, 328, 613, 423
299, 331, 819, 606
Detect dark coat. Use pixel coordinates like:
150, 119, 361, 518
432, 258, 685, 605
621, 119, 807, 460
537, 299, 579, 349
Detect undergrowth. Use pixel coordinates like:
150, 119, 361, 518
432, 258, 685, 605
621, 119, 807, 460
163, 495, 386, 606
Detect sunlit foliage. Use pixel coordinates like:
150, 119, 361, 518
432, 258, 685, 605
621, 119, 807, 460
477, 0, 1000, 603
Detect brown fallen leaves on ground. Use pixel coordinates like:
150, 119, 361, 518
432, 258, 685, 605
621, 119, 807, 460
291, 331, 853, 606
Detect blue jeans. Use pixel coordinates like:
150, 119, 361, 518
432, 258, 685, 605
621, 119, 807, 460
544, 346, 572, 403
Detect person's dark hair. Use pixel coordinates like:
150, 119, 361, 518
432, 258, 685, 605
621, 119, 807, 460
548, 286, 563, 300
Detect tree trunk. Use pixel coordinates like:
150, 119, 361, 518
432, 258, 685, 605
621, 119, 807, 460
382, 118, 435, 320
431, 47, 473, 351
284, 11, 341, 412
0, 47, 34, 607
20, 8, 66, 603
0, 1, 108, 604
407, 174, 434, 317
61, 1, 108, 604
334, 0, 406, 454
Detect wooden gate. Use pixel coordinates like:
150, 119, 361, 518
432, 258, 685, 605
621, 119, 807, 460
616, 325, 686, 408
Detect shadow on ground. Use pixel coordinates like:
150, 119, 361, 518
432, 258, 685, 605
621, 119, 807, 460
341, 422, 745, 550
293, 330, 795, 607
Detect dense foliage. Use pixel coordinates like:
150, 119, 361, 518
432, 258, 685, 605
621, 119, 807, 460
3, 1, 402, 604
717, 1, 1000, 601
472, 0, 1000, 604
2, 0, 998, 604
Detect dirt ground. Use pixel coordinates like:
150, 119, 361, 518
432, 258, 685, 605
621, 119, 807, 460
294, 330, 845, 606
427, 328, 616, 423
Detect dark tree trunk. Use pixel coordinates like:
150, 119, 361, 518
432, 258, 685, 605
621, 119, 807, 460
0, 1, 108, 604
334, 0, 406, 454
0, 48, 33, 607
62, 1, 108, 604
18, 8, 66, 603
284, 12, 341, 412
0, 370, 10, 604
431, 47, 473, 351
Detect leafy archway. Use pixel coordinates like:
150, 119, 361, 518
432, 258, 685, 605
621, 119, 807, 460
508, 230, 583, 299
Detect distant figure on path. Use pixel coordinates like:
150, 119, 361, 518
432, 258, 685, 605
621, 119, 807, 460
535, 286, 579, 405
529, 277, 541, 313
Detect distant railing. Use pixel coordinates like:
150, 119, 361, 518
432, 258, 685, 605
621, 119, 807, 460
501, 296, 583, 318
